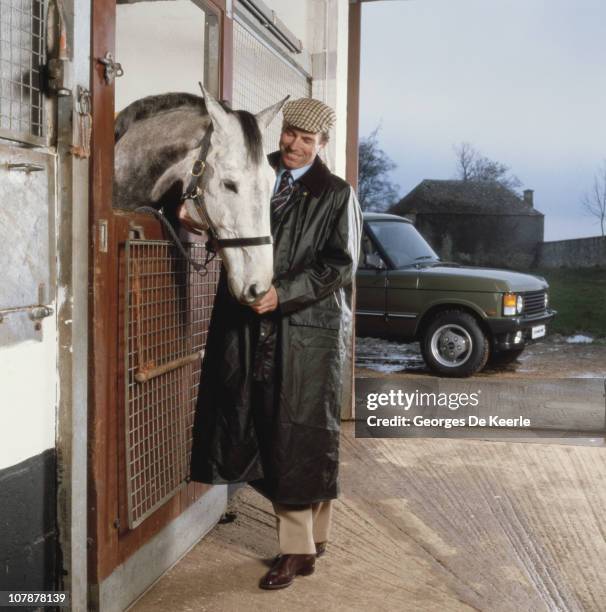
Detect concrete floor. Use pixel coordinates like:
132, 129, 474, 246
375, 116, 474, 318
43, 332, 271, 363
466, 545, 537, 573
131, 422, 606, 612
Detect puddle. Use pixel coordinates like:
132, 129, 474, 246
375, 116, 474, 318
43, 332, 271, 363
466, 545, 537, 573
566, 334, 594, 344
355, 336, 425, 373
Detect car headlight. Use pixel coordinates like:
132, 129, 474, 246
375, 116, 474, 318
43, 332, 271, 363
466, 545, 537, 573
544, 293, 549, 309
503, 293, 523, 316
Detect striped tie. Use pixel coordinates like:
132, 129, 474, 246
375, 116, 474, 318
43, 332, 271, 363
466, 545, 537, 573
271, 170, 294, 215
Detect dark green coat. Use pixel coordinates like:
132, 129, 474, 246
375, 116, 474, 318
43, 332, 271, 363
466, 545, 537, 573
189, 152, 362, 504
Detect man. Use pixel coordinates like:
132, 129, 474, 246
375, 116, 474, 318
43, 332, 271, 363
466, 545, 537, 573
187, 98, 362, 589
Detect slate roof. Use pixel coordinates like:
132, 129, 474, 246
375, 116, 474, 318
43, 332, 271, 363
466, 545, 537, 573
390, 180, 543, 217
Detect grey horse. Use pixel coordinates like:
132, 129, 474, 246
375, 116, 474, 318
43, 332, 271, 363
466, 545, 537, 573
114, 87, 287, 303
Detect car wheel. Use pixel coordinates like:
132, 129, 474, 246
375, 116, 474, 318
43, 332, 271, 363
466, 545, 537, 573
488, 347, 525, 365
421, 310, 489, 377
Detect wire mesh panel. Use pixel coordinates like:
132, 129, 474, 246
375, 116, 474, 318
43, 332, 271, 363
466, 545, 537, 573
0, 0, 46, 141
124, 240, 220, 529
232, 18, 311, 152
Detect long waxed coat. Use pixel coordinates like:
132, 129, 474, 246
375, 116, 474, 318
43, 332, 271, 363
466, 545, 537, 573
189, 151, 362, 504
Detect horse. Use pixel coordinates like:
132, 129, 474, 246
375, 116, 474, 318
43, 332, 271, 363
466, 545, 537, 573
113, 87, 287, 304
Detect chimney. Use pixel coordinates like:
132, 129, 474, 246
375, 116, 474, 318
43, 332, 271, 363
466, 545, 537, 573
523, 189, 534, 207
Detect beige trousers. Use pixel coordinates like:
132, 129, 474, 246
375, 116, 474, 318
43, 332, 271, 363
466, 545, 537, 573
272, 501, 333, 554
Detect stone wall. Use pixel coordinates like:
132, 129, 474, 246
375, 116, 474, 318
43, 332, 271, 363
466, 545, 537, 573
537, 236, 606, 268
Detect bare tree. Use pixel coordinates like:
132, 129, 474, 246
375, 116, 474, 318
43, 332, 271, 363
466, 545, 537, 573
358, 126, 400, 212
453, 142, 522, 194
455, 142, 476, 181
582, 160, 606, 237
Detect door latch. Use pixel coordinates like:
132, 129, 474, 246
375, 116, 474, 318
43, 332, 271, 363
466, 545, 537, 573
6, 163, 45, 173
98, 52, 124, 85
30, 306, 54, 320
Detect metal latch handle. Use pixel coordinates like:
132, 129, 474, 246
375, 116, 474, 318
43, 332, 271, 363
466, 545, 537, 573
98, 52, 124, 85
30, 306, 54, 320
6, 163, 45, 173
0, 304, 54, 324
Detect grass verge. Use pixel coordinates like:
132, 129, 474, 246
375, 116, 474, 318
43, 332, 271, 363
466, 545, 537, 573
532, 268, 606, 338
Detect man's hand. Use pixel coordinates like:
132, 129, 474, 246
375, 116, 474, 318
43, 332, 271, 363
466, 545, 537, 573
177, 202, 206, 235
250, 285, 279, 314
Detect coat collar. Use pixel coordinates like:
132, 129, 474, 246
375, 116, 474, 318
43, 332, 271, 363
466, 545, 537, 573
268, 151, 332, 198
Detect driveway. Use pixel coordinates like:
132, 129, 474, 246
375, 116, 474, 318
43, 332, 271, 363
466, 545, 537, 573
131, 422, 606, 612
355, 334, 606, 380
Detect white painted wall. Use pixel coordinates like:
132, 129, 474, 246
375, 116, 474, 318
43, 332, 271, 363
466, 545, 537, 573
115, 1, 208, 112
0, 317, 57, 471
0, 145, 58, 473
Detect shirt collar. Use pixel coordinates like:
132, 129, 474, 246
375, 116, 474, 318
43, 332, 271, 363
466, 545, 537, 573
274, 161, 313, 188
268, 151, 333, 198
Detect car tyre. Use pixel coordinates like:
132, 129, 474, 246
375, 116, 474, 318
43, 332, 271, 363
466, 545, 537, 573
488, 347, 525, 365
421, 310, 489, 377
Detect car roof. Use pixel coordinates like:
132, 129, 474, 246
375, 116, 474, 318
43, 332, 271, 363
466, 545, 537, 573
363, 212, 412, 224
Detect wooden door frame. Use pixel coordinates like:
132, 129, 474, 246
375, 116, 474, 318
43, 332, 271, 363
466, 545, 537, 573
88, 0, 232, 586
346, 0, 361, 191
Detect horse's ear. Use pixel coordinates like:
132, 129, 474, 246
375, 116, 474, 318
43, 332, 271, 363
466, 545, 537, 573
255, 95, 290, 131
200, 84, 229, 132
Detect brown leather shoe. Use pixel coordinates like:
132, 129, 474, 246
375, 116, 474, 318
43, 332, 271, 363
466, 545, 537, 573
270, 542, 327, 566
259, 554, 315, 590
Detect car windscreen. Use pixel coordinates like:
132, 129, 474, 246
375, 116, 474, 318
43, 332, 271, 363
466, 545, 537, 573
367, 221, 439, 268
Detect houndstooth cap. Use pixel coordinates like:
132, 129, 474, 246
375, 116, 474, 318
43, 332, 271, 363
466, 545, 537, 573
282, 98, 336, 134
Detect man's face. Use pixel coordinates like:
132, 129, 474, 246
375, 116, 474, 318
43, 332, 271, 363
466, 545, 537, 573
279, 124, 325, 169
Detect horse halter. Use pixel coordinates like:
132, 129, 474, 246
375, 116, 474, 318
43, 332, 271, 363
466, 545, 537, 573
181, 124, 273, 255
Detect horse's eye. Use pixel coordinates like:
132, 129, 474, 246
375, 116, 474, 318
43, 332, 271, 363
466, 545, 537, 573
222, 180, 238, 194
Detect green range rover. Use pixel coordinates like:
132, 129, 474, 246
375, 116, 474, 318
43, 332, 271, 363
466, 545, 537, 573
356, 213, 557, 377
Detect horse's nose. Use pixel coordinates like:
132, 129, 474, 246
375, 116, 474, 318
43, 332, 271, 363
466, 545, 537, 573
241, 283, 262, 304
249, 284, 261, 300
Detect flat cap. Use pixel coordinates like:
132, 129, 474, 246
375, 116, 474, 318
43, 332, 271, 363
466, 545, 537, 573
282, 98, 336, 134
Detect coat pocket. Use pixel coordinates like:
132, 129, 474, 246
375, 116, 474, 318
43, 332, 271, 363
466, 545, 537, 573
288, 292, 343, 330
280, 323, 343, 431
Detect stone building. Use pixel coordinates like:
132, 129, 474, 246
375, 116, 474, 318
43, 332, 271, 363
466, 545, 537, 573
390, 179, 544, 269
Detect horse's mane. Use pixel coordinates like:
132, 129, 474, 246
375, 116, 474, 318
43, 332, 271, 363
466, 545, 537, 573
114, 92, 264, 164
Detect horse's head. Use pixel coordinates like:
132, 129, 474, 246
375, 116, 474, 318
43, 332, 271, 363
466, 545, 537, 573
198, 88, 287, 304
114, 89, 286, 305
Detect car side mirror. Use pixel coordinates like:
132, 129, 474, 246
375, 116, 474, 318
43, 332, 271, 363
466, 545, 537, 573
365, 252, 385, 270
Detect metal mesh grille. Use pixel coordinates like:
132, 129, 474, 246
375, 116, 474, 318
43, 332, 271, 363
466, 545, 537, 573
124, 240, 220, 529
233, 19, 311, 152
0, 0, 45, 140
522, 290, 547, 317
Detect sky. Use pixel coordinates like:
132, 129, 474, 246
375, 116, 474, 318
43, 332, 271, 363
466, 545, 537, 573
359, 0, 606, 240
